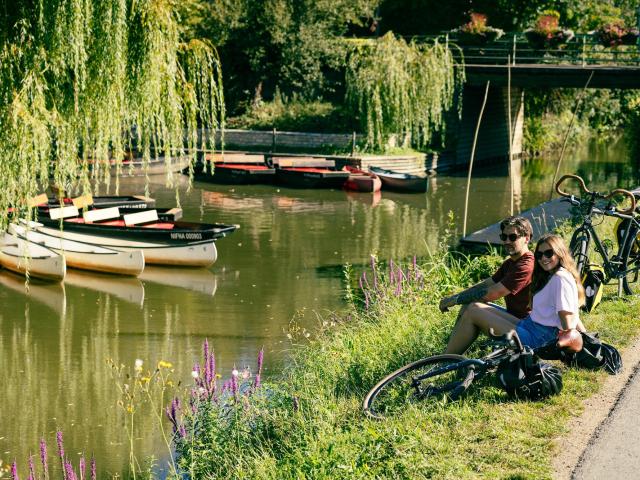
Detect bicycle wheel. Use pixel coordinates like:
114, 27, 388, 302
363, 354, 473, 419
569, 228, 590, 277
621, 226, 640, 295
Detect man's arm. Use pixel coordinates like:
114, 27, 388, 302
439, 278, 511, 312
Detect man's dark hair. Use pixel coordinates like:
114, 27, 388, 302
500, 216, 533, 241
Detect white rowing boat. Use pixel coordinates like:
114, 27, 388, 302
0, 231, 66, 282
11, 222, 145, 276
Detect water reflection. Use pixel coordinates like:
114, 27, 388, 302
140, 266, 217, 296
65, 270, 145, 306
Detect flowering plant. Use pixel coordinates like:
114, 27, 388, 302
595, 22, 639, 47
451, 13, 504, 45
525, 10, 574, 50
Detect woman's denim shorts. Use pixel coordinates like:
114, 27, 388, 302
515, 316, 558, 348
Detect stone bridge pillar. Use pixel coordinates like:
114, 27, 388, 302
455, 85, 524, 168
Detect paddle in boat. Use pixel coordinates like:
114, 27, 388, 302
31, 205, 238, 267
10, 222, 145, 277
274, 157, 349, 189
369, 166, 429, 193
0, 231, 66, 282
343, 166, 382, 193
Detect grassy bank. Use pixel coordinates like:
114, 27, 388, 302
168, 236, 640, 479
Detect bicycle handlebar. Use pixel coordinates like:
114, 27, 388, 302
555, 174, 636, 215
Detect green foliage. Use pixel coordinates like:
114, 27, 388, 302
344, 33, 464, 151
0, 0, 224, 229
195, 0, 378, 110
227, 92, 358, 133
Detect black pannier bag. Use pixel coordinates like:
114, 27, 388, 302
581, 265, 605, 313
497, 349, 563, 400
565, 332, 622, 375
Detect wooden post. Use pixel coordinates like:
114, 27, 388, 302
549, 71, 595, 200
272, 128, 277, 153
351, 131, 357, 156
463, 81, 491, 238
507, 56, 514, 216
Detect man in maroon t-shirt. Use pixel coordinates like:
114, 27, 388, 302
440, 216, 534, 354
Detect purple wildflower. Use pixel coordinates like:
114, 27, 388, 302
165, 397, 182, 434
79, 457, 85, 480
11, 461, 19, 480
257, 349, 264, 375
64, 461, 76, 480
39, 438, 48, 478
56, 431, 66, 480
231, 371, 239, 397
178, 424, 187, 438
207, 347, 216, 395
90, 458, 96, 480
28, 455, 35, 480
253, 373, 261, 390
56, 431, 64, 459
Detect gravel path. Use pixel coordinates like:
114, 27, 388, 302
553, 337, 640, 479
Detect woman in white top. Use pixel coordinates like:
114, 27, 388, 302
514, 233, 587, 348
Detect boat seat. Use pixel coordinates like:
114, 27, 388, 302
72, 194, 94, 209
123, 209, 159, 226
27, 193, 48, 207
49, 205, 79, 220
273, 157, 335, 168
83, 207, 120, 223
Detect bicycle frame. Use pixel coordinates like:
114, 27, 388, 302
412, 348, 512, 397
569, 193, 639, 281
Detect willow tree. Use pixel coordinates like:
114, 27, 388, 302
0, 0, 224, 229
345, 32, 464, 151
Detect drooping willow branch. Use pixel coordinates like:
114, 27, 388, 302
0, 0, 225, 229
345, 32, 465, 151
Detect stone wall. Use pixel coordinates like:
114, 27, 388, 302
200, 129, 362, 152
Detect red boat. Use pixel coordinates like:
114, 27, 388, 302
274, 157, 349, 189
343, 166, 382, 193
190, 161, 275, 184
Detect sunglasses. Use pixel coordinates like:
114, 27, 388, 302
535, 249, 555, 260
499, 233, 520, 242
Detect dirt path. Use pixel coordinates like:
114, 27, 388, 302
553, 337, 640, 479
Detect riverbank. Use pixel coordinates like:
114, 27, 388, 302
170, 236, 640, 478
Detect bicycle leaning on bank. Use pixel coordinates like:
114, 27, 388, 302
554, 174, 638, 295
362, 331, 560, 419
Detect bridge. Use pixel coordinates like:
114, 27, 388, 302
424, 33, 640, 169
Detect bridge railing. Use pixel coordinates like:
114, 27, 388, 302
414, 33, 640, 66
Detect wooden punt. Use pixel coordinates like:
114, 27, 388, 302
198, 163, 276, 184
343, 166, 382, 193
32, 208, 238, 267
10, 222, 145, 276
0, 231, 66, 282
369, 167, 429, 193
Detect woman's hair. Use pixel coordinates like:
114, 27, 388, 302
531, 234, 586, 306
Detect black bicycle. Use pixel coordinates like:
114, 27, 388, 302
362, 331, 526, 419
555, 174, 638, 295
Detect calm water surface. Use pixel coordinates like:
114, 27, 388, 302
0, 138, 637, 475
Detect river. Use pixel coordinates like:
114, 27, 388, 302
0, 137, 636, 476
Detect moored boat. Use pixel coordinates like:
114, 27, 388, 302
0, 231, 66, 282
195, 163, 276, 184
41, 194, 156, 210
31, 207, 238, 267
274, 158, 349, 189
10, 222, 145, 276
369, 167, 429, 193
343, 166, 382, 193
